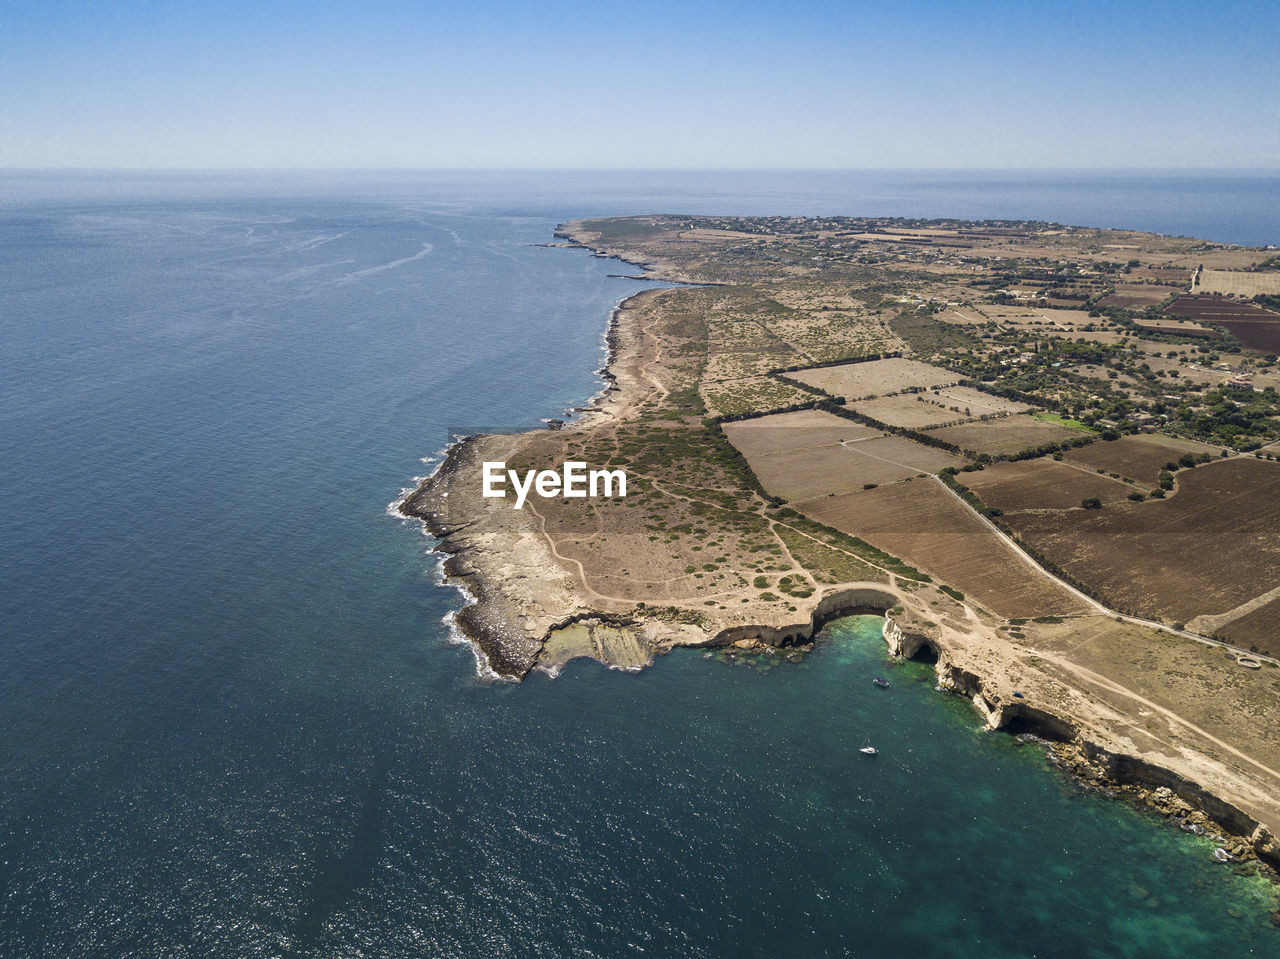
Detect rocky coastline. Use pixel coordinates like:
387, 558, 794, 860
877, 616, 1280, 881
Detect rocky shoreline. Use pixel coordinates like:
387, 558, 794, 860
1044, 739, 1280, 885
874, 615, 1280, 883
398, 434, 563, 679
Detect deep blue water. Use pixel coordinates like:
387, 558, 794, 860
2, 174, 1278, 957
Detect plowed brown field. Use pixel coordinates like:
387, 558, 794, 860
795, 481, 1087, 619
1219, 596, 1280, 656
1061, 434, 1222, 486
1167, 295, 1280, 352
962, 459, 1134, 511
1001, 459, 1280, 624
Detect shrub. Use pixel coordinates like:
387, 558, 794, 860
1081, 497, 1103, 509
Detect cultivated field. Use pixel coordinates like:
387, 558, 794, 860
1197, 270, 1280, 297
1167, 295, 1280, 352
924, 414, 1084, 456
962, 459, 1135, 512
1099, 286, 1171, 309
850, 393, 965, 428
742, 444, 930, 500
1001, 458, 1280, 625
1218, 596, 1280, 656
787, 357, 956, 400
1127, 266, 1192, 286
722, 409, 880, 456
932, 386, 1030, 416
795, 481, 1088, 619
727, 416, 964, 501
855, 394, 962, 427
1134, 317, 1222, 339
1061, 434, 1223, 486
852, 435, 968, 474
851, 387, 1030, 429
945, 307, 994, 326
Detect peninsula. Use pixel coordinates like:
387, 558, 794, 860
399, 215, 1280, 877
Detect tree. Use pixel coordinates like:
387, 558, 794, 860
1081, 497, 1103, 509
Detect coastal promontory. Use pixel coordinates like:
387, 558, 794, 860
399, 214, 1280, 871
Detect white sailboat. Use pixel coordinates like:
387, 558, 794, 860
860, 738, 878, 756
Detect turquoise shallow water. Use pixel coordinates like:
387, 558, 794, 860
1, 175, 1278, 957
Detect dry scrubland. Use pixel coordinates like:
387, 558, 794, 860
1023, 616, 1280, 830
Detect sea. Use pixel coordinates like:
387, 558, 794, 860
2, 171, 1279, 958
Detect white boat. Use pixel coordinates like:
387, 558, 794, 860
860, 739, 878, 756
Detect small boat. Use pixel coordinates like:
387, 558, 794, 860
860, 738, 878, 756
873, 677, 890, 689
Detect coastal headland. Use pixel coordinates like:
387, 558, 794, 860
399, 215, 1280, 878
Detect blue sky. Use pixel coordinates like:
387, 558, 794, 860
2, 0, 1277, 169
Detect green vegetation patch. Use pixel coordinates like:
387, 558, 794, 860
1032, 411, 1096, 432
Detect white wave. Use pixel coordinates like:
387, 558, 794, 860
388, 447, 511, 684
436, 565, 510, 683
440, 606, 511, 684
339, 242, 434, 284
385, 437, 466, 520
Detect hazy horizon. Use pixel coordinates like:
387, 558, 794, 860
3, 0, 1277, 170
4, 165, 1280, 173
